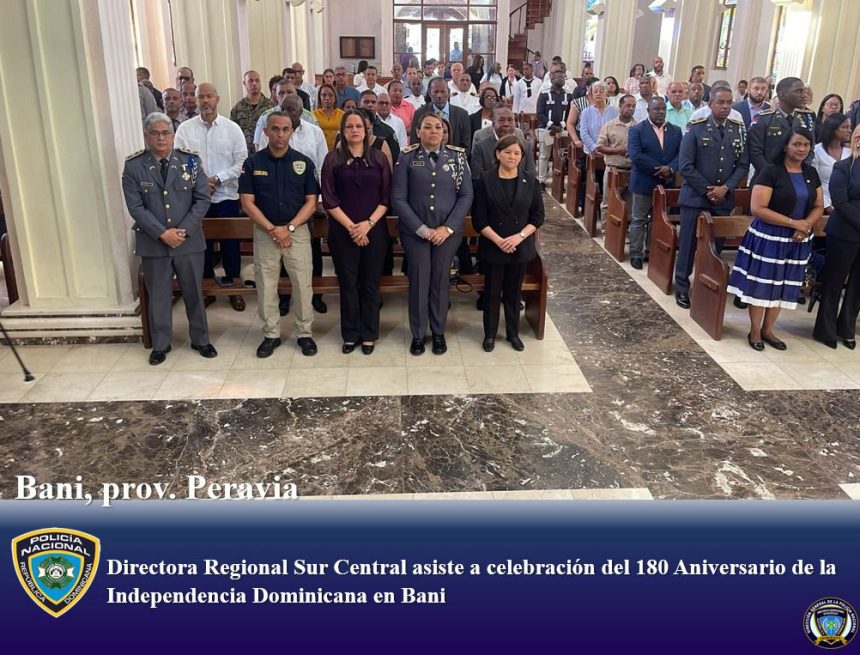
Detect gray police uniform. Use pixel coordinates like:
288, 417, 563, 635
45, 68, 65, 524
674, 115, 749, 295
747, 105, 815, 184
392, 143, 474, 339
121, 147, 211, 351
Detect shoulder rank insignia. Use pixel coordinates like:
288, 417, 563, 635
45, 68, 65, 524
125, 149, 145, 160
402, 144, 420, 153
445, 144, 465, 153
756, 106, 776, 116
689, 116, 707, 125
797, 107, 815, 114
727, 115, 744, 125
176, 146, 199, 156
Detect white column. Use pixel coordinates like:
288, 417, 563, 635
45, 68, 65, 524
495, 0, 511, 67
594, 0, 637, 80
0, 0, 143, 340
668, 0, 722, 83
804, 0, 860, 106
715, 0, 775, 85
131, 0, 173, 90
546, 0, 586, 70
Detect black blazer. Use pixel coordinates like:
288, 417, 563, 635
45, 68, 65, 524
410, 103, 472, 158
826, 156, 860, 242
754, 162, 821, 218
471, 169, 545, 265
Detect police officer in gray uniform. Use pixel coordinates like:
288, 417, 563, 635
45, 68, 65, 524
122, 112, 216, 365
674, 86, 749, 309
392, 112, 473, 355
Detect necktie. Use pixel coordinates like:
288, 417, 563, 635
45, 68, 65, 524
718, 124, 725, 139
429, 151, 438, 169
159, 158, 169, 182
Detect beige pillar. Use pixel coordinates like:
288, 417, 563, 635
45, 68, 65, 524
594, 0, 637, 80
715, 0, 776, 85
131, 0, 173, 90
547, 0, 586, 71
669, 0, 722, 84
247, 0, 291, 81
0, 0, 143, 340
804, 0, 860, 106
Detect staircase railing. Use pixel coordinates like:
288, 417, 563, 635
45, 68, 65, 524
510, 3, 526, 36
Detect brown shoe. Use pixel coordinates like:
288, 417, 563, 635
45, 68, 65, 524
229, 295, 246, 311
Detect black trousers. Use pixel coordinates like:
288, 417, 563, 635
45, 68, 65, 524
328, 222, 389, 342
813, 236, 860, 341
483, 261, 527, 339
203, 199, 242, 279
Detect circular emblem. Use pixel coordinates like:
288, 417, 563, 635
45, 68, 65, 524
37, 555, 75, 590
804, 598, 857, 649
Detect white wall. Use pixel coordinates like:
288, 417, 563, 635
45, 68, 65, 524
327, 0, 384, 73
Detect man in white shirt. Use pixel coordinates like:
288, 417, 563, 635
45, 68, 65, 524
253, 81, 318, 152
512, 62, 540, 114
291, 62, 318, 109
633, 79, 655, 123
174, 82, 248, 311
405, 76, 427, 111
447, 62, 476, 96
376, 92, 408, 148
449, 74, 480, 114
356, 66, 387, 96
647, 56, 673, 97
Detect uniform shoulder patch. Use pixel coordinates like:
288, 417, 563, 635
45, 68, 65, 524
797, 107, 815, 115
445, 144, 465, 153
125, 149, 145, 161
176, 146, 199, 156
727, 115, 744, 125
689, 116, 707, 125
402, 144, 420, 153
756, 106, 776, 116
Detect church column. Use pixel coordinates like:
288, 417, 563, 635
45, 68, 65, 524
547, 0, 586, 71
0, 0, 144, 340
247, 0, 291, 80
804, 0, 860, 107
594, 0, 637, 80
131, 0, 173, 90
669, 0, 722, 84
717, 0, 775, 85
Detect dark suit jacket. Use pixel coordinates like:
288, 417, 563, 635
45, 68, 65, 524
732, 99, 771, 129
410, 103, 471, 158
627, 121, 682, 195
470, 130, 535, 180
471, 169, 545, 265
470, 108, 488, 147
826, 157, 860, 242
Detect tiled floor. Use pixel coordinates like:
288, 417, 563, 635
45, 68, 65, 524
0, 293, 590, 402
587, 229, 860, 391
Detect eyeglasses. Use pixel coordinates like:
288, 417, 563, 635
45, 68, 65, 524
147, 130, 173, 138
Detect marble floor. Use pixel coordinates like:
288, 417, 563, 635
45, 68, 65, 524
0, 196, 859, 500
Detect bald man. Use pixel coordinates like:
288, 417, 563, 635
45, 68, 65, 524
175, 83, 249, 311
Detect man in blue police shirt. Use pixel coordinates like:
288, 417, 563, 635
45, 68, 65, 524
122, 112, 216, 366
674, 86, 749, 308
239, 111, 320, 358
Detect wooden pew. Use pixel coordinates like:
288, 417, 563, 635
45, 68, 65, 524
139, 216, 549, 348
582, 154, 605, 237
551, 134, 571, 203
565, 143, 585, 218
518, 113, 539, 163
602, 168, 631, 261
648, 188, 751, 295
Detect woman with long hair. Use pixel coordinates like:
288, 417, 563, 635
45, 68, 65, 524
484, 62, 503, 93
812, 113, 852, 211
813, 124, 860, 349
320, 109, 391, 354
604, 76, 621, 106
727, 127, 824, 350
471, 135, 544, 352
312, 84, 344, 150
500, 65, 520, 104
466, 54, 485, 91
815, 93, 844, 143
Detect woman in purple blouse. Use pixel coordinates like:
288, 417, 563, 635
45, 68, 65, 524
320, 109, 391, 354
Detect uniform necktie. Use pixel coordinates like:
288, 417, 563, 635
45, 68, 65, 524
718, 124, 725, 139
159, 158, 169, 182
429, 151, 438, 169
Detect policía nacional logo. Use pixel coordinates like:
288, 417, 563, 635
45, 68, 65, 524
803, 597, 857, 649
11, 528, 100, 617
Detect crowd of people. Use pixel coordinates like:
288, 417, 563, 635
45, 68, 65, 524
127, 51, 860, 366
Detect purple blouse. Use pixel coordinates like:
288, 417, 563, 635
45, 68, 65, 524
320, 148, 391, 221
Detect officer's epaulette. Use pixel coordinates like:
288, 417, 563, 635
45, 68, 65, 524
689, 116, 707, 125
401, 144, 420, 153
797, 107, 815, 114
756, 106, 777, 116
727, 115, 744, 125
445, 144, 466, 153
176, 146, 199, 156
125, 149, 145, 161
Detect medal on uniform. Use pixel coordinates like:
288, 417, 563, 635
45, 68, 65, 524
442, 164, 450, 172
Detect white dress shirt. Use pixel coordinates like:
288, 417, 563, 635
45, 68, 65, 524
405, 93, 426, 111
647, 71, 673, 97
448, 79, 477, 96
299, 81, 317, 109
356, 83, 388, 96
380, 113, 408, 148
174, 113, 246, 203
449, 91, 480, 114
813, 142, 851, 208
256, 119, 328, 182
512, 77, 540, 114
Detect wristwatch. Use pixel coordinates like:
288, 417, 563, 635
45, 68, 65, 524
445, 226, 454, 235
368, 218, 375, 227
214, 175, 221, 186
287, 224, 296, 233
519, 230, 527, 239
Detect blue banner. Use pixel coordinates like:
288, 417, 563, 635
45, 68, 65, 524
2, 501, 858, 652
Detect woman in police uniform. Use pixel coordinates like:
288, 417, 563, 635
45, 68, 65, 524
392, 112, 473, 355
471, 135, 544, 352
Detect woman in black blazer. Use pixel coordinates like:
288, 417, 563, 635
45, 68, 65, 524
471, 135, 545, 351
813, 124, 860, 349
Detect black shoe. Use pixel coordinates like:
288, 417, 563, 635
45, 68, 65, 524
747, 333, 765, 352
630, 257, 643, 270
191, 343, 218, 358
229, 295, 246, 311
279, 296, 290, 316
297, 337, 318, 356
256, 337, 281, 358
410, 338, 425, 355
476, 294, 486, 311
148, 344, 172, 366
675, 292, 691, 309
482, 338, 495, 352
813, 335, 838, 350
761, 334, 787, 351
734, 296, 749, 309
507, 335, 525, 351
204, 296, 216, 308
361, 343, 374, 355
342, 342, 357, 354
312, 295, 327, 314
431, 334, 447, 355
843, 339, 856, 350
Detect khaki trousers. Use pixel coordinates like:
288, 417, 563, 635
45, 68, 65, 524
253, 224, 314, 339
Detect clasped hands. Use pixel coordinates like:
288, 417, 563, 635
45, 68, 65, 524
269, 225, 293, 248
706, 185, 728, 204
159, 228, 187, 248
347, 220, 372, 247
426, 226, 451, 246
791, 218, 815, 242
497, 233, 524, 254
653, 165, 673, 181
